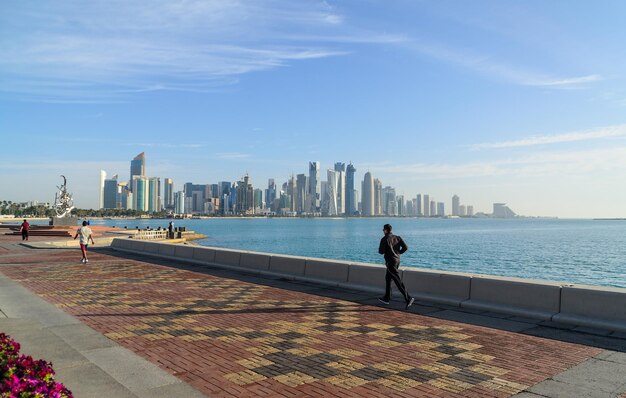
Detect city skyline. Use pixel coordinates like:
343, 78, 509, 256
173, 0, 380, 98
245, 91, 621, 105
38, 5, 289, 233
2, 2, 626, 218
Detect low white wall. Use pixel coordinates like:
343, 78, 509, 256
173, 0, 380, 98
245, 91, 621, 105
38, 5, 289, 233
462, 276, 562, 320
109, 238, 626, 332
553, 285, 626, 332
402, 269, 471, 306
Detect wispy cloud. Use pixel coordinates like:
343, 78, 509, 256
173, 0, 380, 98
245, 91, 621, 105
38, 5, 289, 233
406, 40, 601, 89
473, 124, 626, 149
372, 146, 626, 181
0, 1, 394, 101
216, 152, 251, 160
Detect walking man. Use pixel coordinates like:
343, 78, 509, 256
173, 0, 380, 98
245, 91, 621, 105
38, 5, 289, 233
19, 219, 29, 241
168, 221, 174, 239
73, 221, 95, 263
378, 224, 414, 309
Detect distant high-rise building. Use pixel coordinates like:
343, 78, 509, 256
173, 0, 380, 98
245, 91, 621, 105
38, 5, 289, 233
130, 152, 145, 184
103, 175, 118, 209
430, 200, 436, 217
236, 175, 254, 214
253, 188, 263, 211
382, 186, 396, 216
396, 195, 405, 216
416, 194, 423, 216
361, 172, 374, 216
437, 202, 445, 217
423, 194, 430, 217
184, 183, 209, 214
132, 176, 148, 211
493, 203, 516, 218
265, 179, 277, 210
99, 170, 107, 209
174, 191, 185, 214
308, 162, 320, 213
467, 205, 474, 216
288, 175, 296, 212
334, 163, 346, 214
119, 184, 132, 210
345, 163, 356, 215
147, 177, 160, 213
407, 199, 414, 216
327, 170, 339, 216
295, 174, 308, 214
459, 204, 467, 216
374, 178, 382, 215
163, 178, 174, 209
452, 195, 460, 216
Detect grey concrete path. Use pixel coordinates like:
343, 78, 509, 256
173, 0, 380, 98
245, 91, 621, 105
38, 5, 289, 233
0, 261, 206, 398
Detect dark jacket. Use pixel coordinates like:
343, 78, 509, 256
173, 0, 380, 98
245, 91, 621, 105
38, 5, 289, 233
379, 233, 408, 266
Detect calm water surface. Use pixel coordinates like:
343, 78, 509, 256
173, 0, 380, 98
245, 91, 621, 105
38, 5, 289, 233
94, 218, 626, 288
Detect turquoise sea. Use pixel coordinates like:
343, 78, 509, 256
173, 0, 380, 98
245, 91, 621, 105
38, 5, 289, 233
94, 218, 626, 288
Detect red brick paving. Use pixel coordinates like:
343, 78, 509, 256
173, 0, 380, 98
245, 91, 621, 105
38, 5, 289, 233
0, 240, 602, 397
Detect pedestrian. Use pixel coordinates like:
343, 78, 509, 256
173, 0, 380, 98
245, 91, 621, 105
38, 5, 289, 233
19, 219, 29, 241
73, 221, 95, 263
378, 224, 414, 309
168, 221, 174, 239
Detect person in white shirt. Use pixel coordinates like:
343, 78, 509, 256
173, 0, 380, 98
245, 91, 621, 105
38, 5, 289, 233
73, 221, 95, 263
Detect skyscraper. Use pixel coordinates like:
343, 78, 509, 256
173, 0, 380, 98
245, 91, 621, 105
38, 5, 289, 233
382, 186, 396, 216
345, 163, 356, 215
236, 175, 254, 214
296, 174, 308, 214
99, 170, 107, 209
163, 178, 174, 209
103, 175, 118, 209
452, 195, 460, 216
416, 194, 423, 216
430, 200, 436, 217
130, 152, 145, 183
437, 202, 445, 217
265, 179, 277, 210
423, 194, 430, 217
374, 178, 382, 215
174, 191, 185, 214
308, 162, 320, 213
326, 170, 339, 216
361, 172, 374, 216
334, 162, 346, 214
147, 177, 160, 213
132, 176, 148, 211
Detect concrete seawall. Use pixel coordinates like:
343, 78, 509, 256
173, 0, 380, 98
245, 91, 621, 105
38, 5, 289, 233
110, 238, 626, 332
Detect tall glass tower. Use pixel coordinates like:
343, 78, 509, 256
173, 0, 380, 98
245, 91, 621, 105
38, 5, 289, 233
345, 163, 356, 216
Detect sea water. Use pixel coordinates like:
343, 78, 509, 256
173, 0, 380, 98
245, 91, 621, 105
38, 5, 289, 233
95, 218, 626, 288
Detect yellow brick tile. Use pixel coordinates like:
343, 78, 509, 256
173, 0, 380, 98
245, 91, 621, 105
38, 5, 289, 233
407, 340, 441, 350
414, 350, 450, 361
457, 351, 496, 362
245, 345, 280, 355
326, 359, 367, 372
286, 347, 323, 357
216, 335, 248, 343
237, 357, 275, 369
272, 371, 317, 387
365, 323, 395, 330
376, 375, 422, 391
366, 330, 398, 338
328, 348, 364, 358
448, 341, 483, 351
432, 325, 463, 332
325, 374, 369, 389
372, 361, 414, 373
469, 363, 509, 377
292, 337, 322, 345
223, 370, 267, 386
440, 332, 473, 341
333, 322, 361, 329
368, 339, 402, 348
479, 378, 528, 394
396, 324, 429, 331
332, 330, 361, 337
428, 376, 473, 393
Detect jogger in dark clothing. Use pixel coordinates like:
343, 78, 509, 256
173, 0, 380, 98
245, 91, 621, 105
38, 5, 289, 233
378, 224, 414, 310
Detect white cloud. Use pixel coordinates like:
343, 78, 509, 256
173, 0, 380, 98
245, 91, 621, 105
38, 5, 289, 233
0, 1, 391, 100
372, 146, 626, 180
473, 124, 626, 149
406, 40, 601, 89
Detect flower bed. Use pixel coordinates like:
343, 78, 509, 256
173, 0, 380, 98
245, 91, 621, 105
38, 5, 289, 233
1, 333, 73, 398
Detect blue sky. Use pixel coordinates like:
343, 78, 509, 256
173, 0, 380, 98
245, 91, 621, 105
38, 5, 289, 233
2, 1, 626, 217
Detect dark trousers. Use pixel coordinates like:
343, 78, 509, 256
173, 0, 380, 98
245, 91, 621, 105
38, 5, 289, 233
21, 230, 28, 241
384, 262, 410, 302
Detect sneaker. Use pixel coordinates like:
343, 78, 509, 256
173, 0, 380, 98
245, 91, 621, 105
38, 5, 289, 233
80, 259, 85, 263
378, 297, 390, 305
85, 259, 89, 264
405, 297, 415, 310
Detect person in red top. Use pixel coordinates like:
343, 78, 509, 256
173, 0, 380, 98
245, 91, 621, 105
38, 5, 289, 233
19, 219, 29, 241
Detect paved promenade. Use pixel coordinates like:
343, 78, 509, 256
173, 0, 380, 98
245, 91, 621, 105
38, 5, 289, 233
1, 237, 626, 397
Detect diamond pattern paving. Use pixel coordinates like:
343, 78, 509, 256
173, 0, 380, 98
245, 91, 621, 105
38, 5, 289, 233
0, 245, 602, 397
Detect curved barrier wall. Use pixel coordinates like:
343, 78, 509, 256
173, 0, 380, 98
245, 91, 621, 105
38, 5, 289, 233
110, 238, 626, 332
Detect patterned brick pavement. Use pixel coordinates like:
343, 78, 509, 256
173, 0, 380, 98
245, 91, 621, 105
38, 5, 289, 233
0, 244, 602, 397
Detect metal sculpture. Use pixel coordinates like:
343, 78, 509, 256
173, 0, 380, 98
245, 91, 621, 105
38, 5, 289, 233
54, 175, 74, 218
